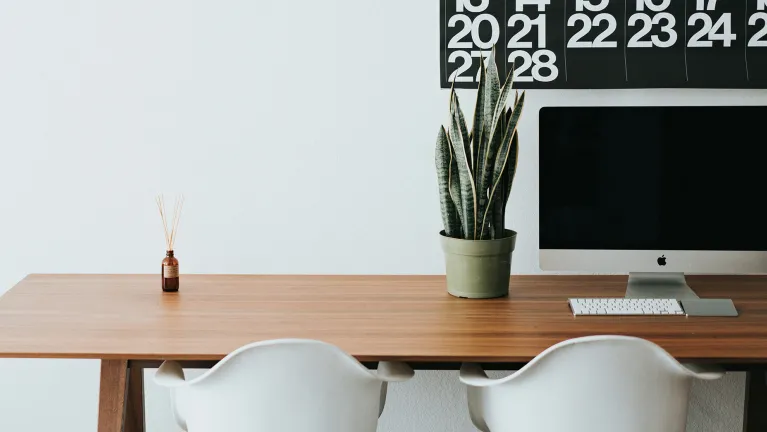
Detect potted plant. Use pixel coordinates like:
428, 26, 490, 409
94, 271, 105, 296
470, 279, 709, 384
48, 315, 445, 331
435, 52, 526, 299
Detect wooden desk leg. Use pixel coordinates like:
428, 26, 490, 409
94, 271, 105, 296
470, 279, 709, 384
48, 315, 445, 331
97, 360, 145, 432
744, 370, 767, 432
125, 364, 146, 432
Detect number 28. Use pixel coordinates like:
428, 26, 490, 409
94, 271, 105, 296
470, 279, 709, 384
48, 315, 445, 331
508, 50, 558, 82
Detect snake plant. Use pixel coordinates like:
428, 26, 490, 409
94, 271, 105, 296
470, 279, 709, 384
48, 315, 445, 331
436, 51, 525, 240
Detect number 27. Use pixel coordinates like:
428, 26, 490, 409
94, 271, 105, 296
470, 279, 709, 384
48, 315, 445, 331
448, 50, 493, 83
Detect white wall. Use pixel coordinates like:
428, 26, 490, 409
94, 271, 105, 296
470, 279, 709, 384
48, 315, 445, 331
0, 0, 760, 430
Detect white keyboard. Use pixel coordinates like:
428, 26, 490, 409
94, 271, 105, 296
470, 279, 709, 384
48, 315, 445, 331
569, 298, 685, 316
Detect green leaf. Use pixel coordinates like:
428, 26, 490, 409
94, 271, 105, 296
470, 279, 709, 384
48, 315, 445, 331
480, 91, 526, 240
479, 69, 516, 187
448, 90, 478, 240
492, 130, 518, 238
503, 130, 518, 215
471, 53, 487, 176
485, 49, 501, 112
450, 90, 472, 178
436, 126, 462, 238
503, 106, 512, 154
448, 132, 463, 226
476, 66, 515, 239
483, 51, 502, 162
477, 49, 501, 175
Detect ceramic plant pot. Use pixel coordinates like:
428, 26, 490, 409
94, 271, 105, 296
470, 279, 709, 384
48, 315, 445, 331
440, 230, 517, 299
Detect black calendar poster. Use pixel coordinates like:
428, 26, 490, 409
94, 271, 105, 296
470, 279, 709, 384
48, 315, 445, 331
439, 0, 767, 88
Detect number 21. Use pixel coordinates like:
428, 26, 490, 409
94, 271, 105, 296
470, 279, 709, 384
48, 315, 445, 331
508, 14, 546, 48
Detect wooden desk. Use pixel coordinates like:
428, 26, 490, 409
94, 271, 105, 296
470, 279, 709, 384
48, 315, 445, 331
0, 274, 766, 431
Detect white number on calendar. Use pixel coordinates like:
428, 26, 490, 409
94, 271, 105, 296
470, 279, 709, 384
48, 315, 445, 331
448, 14, 500, 49
575, 0, 610, 12
448, 51, 493, 83
508, 14, 546, 48
635, 0, 671, 12
688, 13, 735, 47
455, 0, 489, 13
472, 14, 500, 48
567, 13, 618, 48
628, 13, 677, 48
695, 0, 718, 11
749, 12, 767, 47
448, 51, 473, 82
447, 10, 501, 83
448, 15, 473, 49
516, 0, 551, 12
509, 50, 558, 82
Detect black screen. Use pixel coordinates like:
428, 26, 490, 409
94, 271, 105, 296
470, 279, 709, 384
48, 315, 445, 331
539, 106, 767, 251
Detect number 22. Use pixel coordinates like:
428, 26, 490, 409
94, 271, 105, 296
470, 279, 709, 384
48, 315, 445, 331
567, 13, 618, 48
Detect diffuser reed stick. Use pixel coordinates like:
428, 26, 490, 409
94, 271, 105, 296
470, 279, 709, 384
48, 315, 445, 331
156, 194, 184, 292
156, 194, 184, 250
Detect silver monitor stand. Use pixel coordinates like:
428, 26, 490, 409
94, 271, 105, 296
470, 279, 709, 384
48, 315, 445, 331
625, 273, 739, 316
625, 272, 699, 299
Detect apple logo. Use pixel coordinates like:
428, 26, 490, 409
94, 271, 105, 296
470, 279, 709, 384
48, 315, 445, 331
657, 255, 667, 266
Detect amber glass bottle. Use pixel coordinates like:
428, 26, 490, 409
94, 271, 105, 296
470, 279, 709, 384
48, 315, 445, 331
162, 250, 179, 292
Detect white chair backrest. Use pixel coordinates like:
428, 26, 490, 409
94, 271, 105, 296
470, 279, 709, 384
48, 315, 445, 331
462, 335, 723, 432
158, 339, 401, 432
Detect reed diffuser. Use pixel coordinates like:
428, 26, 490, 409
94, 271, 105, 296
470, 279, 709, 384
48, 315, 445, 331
156, 194, 184, 292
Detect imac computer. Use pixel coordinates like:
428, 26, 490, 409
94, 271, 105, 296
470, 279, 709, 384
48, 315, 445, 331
539, 106, 767, 300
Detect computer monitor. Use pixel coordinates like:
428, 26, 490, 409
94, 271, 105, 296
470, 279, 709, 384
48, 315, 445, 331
539, 106, 767, 299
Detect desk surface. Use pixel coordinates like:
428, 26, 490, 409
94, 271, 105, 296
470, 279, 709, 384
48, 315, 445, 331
0, 274, 766, 362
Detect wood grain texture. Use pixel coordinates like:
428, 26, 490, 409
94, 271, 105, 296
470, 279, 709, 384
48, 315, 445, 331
98, 360, 128, 432
1, 274, 767, 362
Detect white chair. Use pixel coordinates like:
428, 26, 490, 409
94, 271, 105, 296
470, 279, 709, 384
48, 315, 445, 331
459, 335, 724, 432
154, 339, 413, 432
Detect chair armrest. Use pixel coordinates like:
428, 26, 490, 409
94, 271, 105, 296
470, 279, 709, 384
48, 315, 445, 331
154, 361, 188, 430
376, 362, 413, 418
459, 363, 498, 387
376, 361, 414, 382
682, 363, 725, 380
460, 364, 493, 432
154, 360, 187, 388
